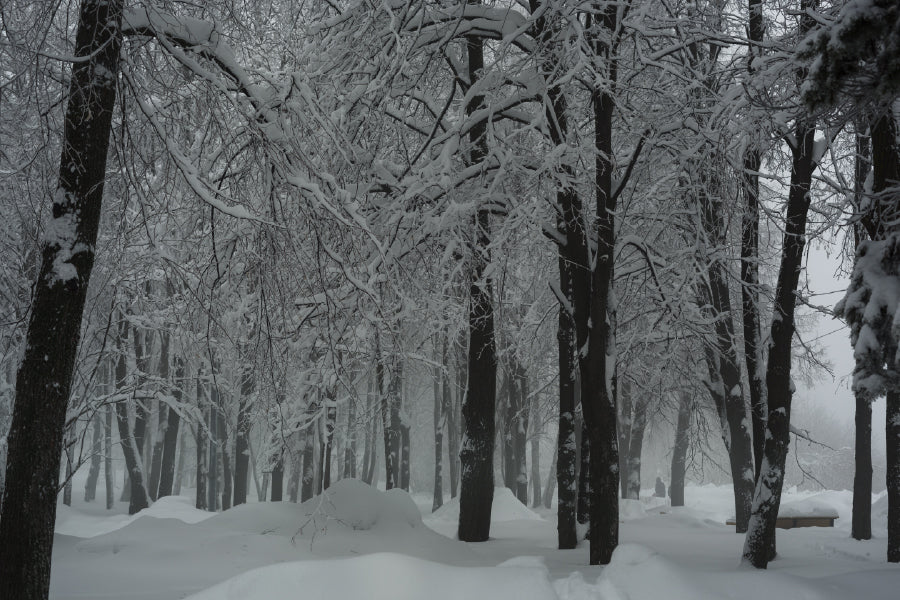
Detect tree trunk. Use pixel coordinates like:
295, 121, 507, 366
174, 424, 186, 496
84, 414, 102, 502
576, 421, 591, 526
433, 351, 445, 511
531, 400, 541, 508
544, 442, 558, 510
113, 315, 149, 515
195, 381, 209, 511
457, 8, 497, 542
0, 1, 124, 591
448, 348, 463, 498
888, 388, 900, 562
625, 392, 648, 500
63, 427, 74, 506
105, 405, 114, 509
218, 405, 231, 511
158, 357, 183, 499
670, 391, 691, 507
288, 450, 301, 502
742, 50, 816, 566
742, 0, 767, 483
344, 395, 357, 479
323, 393, 337, 491
853, 394, 873, 540
270, 450, 284, 501
301, 431, 315, 501
232, 366, 253, 506
148, 330, 169, 501
618, 377, 633, 499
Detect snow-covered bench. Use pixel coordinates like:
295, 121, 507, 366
726, 499, 839, 529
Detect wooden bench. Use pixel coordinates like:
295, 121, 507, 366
726, 515, 837, 529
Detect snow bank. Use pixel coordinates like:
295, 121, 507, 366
55, 495, 214, 538
427, 487, 544, 524
778, 497, 840, 518
184, 552, 558, 600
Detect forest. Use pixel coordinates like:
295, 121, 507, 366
0, 1, 898, 599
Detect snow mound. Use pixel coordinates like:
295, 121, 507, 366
427, 487, 543, 524
54, 495, 214, 538
300, 479, 423, 531
183, 552, 558, 600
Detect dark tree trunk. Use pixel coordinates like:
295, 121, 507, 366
232, 366, 253, 506
84, 414, 102, 502
448, 348, 463, 498
173, 425, 186, 496
458, 6, 497, 541
112, 316, 149, 515
289, 451, 301, 502
362, 376, 377, 485
301, 432, 315, 501
132, 328, 150, 476
574, 4, 622, 565
0, 6, 125, 590
670, 391, 691, 507
270, 451, 284, 501
400, 421, 410, 491
344, 395, 357, 479
544, 442, 558, 510
531, 402, 541, 508
742, 0, 767, 483
888, 388, 900, 562
514, 364, 529, 505
698, 191, 755, 533
158, 357, 183, 499
207, 386, 219, 511
853, 393, 873, 540
378, 340, 400, 490
323, 398, 336, 491
147, 330, 169, 501
433, 353, 445, 511
576, 421, 591, 526
625, 393, 648, 500
105, 405, 114, 509
742, 54, 816, 567
618, 377, 633, 499
219, 406, 231, 511
195, 380, 209, 511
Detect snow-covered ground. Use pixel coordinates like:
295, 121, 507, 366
50, 477, 898, 600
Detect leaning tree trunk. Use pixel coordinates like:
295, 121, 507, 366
0, 2, 124, 594
458, 7, 497, 542
742, 80, 816, 568
670, 391, 692, 507
544, 442, 558, 510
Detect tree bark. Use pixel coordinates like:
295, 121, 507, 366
270, 450, 284, 501
742, 43, 816, 565
232, 365, 253, 505
742, 0, 767, 483
105, 405, 114, 509
84, 414, 102, 502
458, 4, 497, 541
625, 391, 648, 500
113, 315, 149, 515
158, 357, 183, 499
301, 431, 315, 501
0, 2, 124, 590
531, 399, 541, 508
852, 391, 873, 540
888, 388, 900, 562
433, 350, 445, 511
544, 442, 558, 510
671, 391, 692, 507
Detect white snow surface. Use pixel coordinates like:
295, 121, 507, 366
51, 476, 900, 600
